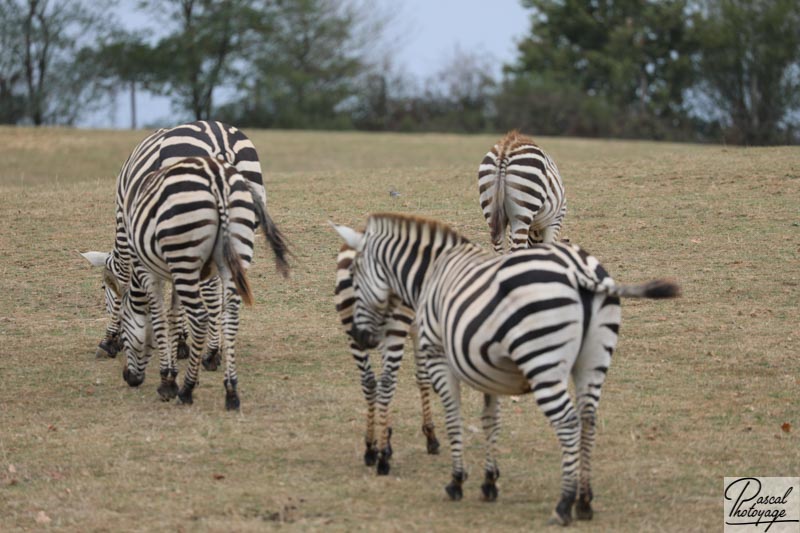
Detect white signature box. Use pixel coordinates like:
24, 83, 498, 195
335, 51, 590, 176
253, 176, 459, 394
724, 477, 800, 533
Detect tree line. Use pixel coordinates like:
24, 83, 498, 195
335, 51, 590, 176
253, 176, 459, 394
1, 0, 798, 145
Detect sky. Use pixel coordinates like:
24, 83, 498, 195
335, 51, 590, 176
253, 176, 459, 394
82, 0, 530, 129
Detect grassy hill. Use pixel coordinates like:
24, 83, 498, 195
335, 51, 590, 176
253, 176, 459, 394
0, 127, 798, 531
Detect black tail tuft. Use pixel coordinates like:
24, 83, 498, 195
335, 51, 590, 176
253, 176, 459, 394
641, 279, 681, 299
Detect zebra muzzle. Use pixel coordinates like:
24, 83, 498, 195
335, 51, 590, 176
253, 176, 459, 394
350, 327, 379, 351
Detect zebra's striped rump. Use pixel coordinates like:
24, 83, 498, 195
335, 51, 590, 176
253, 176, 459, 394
120, 156, 263, 410
335, 245, 440, 475
478, 130, 566, 252
333, 212, 679, 524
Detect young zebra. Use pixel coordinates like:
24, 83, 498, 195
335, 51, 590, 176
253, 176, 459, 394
333, 213, 679, 525
478, 130, 566, 252
335, 245, 440, 475
118, 156, 273, 410
82, 120, 289, 370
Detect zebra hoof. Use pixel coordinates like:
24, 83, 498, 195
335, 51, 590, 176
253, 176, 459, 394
177, 386, 194, 405
376, 454, 391, 476
157, 381, 179, 401
176, 337, 190, 360
122, 367, 144, 387
96, 336, 120, 359
426, 436, 440, 455
548, 494, 575, 526
546, 513, 571, 527
445, 482, 463, 501
364, 445, 378, 466
225, 392, 240, 411
575, 493, 593, 520
480, 481, 498, 502
202, 349, 221, 371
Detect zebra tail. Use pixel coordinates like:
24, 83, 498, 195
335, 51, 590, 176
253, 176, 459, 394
244, 184, 291, 279
489, 157, 508, 248
575, 273, 681, 300
216, 165, 255, 306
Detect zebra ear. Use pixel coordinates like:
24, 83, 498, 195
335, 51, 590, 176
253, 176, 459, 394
81, 251, 110, 268
329, 221, 365, 252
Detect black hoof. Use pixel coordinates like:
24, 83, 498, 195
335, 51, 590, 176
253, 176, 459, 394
445, 482, 463, 501
157, 381, 179, 401
426, 436, 440, 455
364, 445, 378, 466
176, 337, 190, 360
122, 367, 144, 387
576, 491, 593, 520
202, 348, 220, 371
549, 493, 575, 526
481, 481, 498, 502
225, 392, 240, 411
177, 386, 194, 405
96, 336, 120, 359
376, 453, 391, 476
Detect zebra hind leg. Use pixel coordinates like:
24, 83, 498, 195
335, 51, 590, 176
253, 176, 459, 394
201, 276, 222, 371
479, 393, 501, 502
414, 342, 440, 455
220, 283, 243, 411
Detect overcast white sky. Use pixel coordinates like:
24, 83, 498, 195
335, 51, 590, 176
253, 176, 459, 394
82, 0, 530, 128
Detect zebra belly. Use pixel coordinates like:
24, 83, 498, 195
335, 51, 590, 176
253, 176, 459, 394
446, 349, 531, 396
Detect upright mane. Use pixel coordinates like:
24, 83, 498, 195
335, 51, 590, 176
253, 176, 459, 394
367, 212, 470, 244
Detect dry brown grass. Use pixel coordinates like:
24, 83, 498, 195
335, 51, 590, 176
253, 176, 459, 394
0, 126, 798, 531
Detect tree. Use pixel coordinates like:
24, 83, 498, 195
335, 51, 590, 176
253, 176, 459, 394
0, 0, 114, 125
221, 0, 378, 129
141, 0, 255, 121
696, 0, 800, 144
92, 33, 162, 129
503, 0, 698, 138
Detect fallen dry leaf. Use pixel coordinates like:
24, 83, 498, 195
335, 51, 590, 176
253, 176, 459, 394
47, 425, 57, 432
35, 511, 51, 525
212, 473, 225, 480
781, 422, 791, 433
8, 464, 16, 474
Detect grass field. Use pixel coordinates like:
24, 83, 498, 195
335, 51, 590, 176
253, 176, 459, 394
0, 126, 798, 531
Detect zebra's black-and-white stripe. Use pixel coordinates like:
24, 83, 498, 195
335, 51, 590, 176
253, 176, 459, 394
119, 156, 275, 410
478, 130, 566, 252
335, 246, 440, 474
82, 120, 289, 368
333, 213, 679, 525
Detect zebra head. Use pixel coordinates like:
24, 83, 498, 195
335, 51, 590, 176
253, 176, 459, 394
81, 251, 123, 317
118, 285, 154, 388
331, 222, 392, 351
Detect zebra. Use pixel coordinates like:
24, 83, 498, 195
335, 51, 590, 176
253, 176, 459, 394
335, 245, 440, 475
82, 120, 288, 371
478, 130, 567, 252
117, 156, 281, 410
332, 213, 679, 525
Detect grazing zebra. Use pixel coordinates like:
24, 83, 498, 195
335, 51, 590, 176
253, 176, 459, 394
335, 245, 440, 475
478, 130, 566, 252
118, 156, 279, 410
333, 213, 679, 525
82, 120, 288, 371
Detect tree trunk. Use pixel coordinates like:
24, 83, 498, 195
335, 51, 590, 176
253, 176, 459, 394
130, 80, 137, 130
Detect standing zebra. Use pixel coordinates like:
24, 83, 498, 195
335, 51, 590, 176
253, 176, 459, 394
82, 121, 289, 371
118, 156, 274, 409
335, 245, 440, 475
478, 130, 566, 252
333, 213, 679, 525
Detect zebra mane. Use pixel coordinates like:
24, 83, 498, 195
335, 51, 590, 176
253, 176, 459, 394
367, 212, 470, 244
495, 129, 539, 153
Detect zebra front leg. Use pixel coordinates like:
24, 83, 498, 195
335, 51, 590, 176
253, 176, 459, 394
413, 343, 439, 455
352, 345, 379, 465
201, 276, 222, 371
425, 355, 467, 501
375, 336, 405, 475
130, 269, 172, 398
479, 393, 501, 502
220, 285, 243, 411
176, 283, 209, 406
